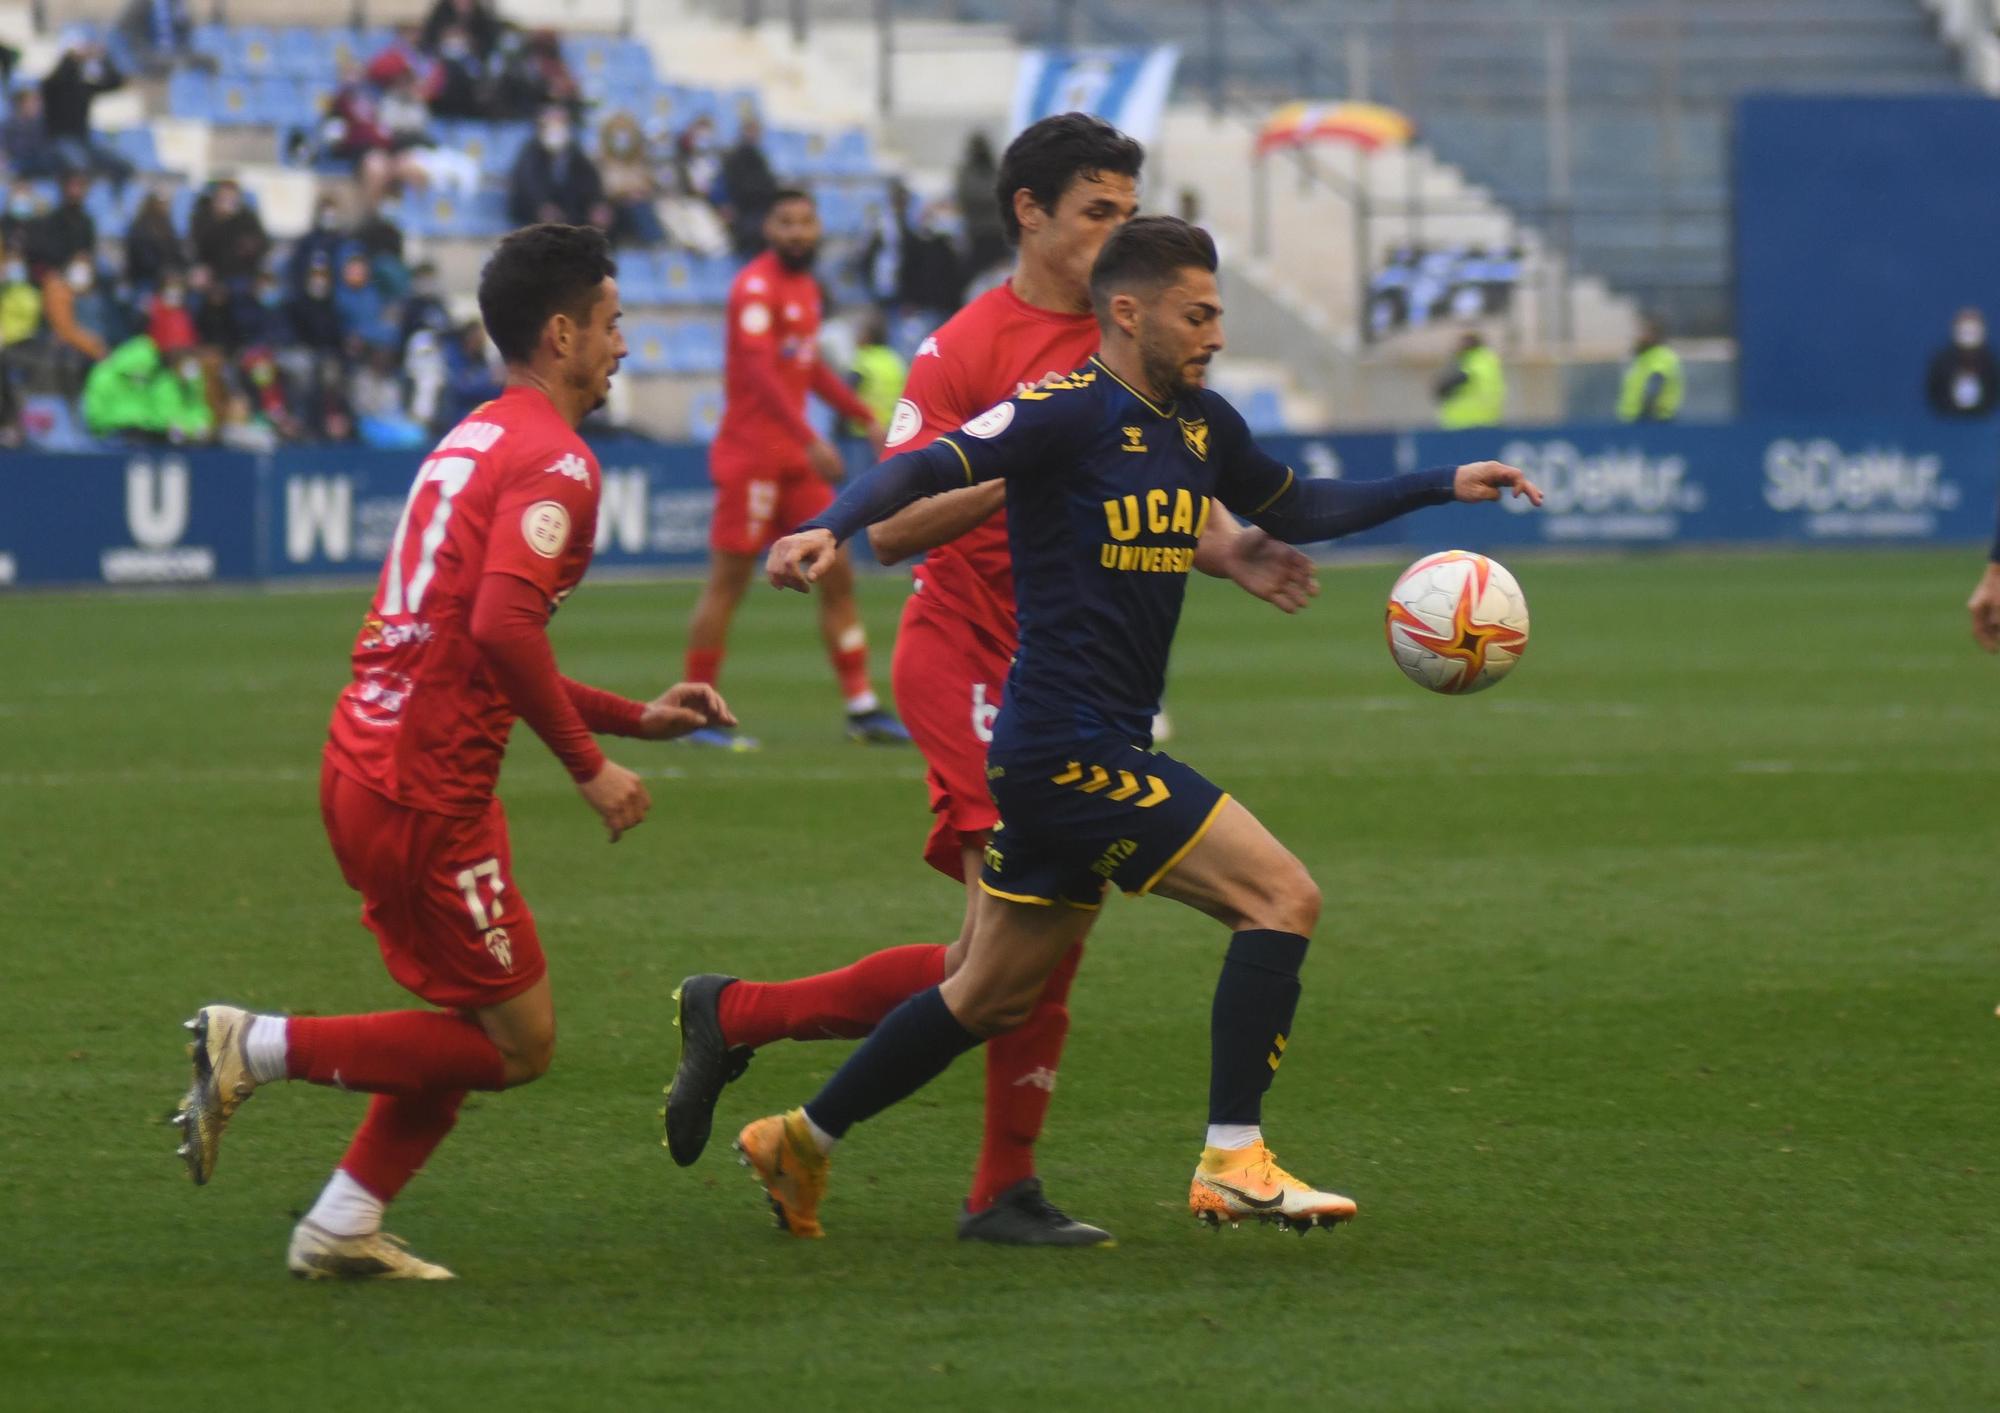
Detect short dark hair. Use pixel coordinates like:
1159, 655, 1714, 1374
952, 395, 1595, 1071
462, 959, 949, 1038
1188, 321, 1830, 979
1088, 215, 1217, 315
768, 187, 814, 210
478, 223, 617, 364
995, 112, 1144, 246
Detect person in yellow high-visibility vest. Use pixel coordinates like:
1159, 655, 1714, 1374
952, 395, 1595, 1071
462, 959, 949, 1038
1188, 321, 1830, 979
1618, 318, 1684, 422
848, 307, 907, 439
1435, 330, 1505, 429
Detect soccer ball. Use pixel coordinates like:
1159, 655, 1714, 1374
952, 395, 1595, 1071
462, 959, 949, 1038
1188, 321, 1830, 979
1384, 551, 1530, 695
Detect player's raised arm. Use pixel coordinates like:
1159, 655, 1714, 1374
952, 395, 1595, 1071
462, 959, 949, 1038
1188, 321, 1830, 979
766, 392, 1072, 591
1213, 403, 1541, 545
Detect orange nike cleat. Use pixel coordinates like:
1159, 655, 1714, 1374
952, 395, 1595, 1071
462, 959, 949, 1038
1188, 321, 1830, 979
1188, 1141, 1357, 1235
734, 1109, 830, 1239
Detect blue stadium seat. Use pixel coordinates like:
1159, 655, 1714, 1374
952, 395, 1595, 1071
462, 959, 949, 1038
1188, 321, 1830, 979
689, 385, 724, 441
395, 189, 511, 239
211, 79, 259, 126
762, 128, 811, 179
254, 78, 322, 129
564, 37, 654, 85
691, 255, 737, 304
276, 27, 348, 82
617, 250, 665, 306
227, 27, 282, 78
669, 320, 725, 375
623, 320, 675, 375
823, 128, 874, 177
104, 127, 165, 175
166, 69, 215, 122
435, 121, 532, 179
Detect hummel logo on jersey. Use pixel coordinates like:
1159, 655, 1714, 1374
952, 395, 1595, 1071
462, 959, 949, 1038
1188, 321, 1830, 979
545, 453, 591, 485
1121, 426, 1147, 452
1012, 1066, 1059, 1092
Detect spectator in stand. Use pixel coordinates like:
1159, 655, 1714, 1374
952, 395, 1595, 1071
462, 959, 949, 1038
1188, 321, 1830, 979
1, 88, 60, 179
333, 248, 399, 355
508, 104, 610, 230
145, 268, 196, 353
440, 317, 501, 426
1, 242, 40, 343
189, 179, 271, 278
659, 115, 730, 254
351, 199, 406, 266
1926, 306, 1999, 419
720, 116, 779, 257
847, 306, 905, 437
25, 171, 95, 280
45, 254, 128, 382
279, 253, 345, 434
82, 333, 212, 442
377, 63, 480, 196
421, 0, 504, 62
953, 131, 1006, 278
398, 259, 450, 352
597, 112, 665, 246
426, 24, 497, 120
899, 198, 965, 315
1, 180, 42, 253
124, 188, 186, 293
191, 264, 248, 352
506, 29, 580, 119
116, 0, 198, 77
350, 342, 426, 448
288, 195, 350, 294
41, 36, 133, 183
328, 57, 432, 208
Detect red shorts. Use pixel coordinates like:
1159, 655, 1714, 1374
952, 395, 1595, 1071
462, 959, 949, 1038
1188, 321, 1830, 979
708, 466, 835, 556
319, 756, 547, 1010
891, 591, 1014, 880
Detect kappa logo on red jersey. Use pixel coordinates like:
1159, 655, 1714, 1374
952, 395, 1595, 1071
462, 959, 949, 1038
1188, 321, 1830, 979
544, 452, 591, 485
916, 336, 940, 360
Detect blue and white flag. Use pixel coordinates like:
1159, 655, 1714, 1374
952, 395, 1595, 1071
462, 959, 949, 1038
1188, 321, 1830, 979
1010, 46, 1181, 147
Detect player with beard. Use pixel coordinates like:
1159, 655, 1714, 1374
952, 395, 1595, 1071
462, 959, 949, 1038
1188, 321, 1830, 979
663, 117, 1318, 1246
682, 187, 908, 749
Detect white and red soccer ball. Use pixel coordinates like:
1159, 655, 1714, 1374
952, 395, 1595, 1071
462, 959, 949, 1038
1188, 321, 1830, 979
1384, 551, 1530, 695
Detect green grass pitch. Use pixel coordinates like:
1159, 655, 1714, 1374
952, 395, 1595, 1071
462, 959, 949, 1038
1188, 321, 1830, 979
3, 549, 1997, 1409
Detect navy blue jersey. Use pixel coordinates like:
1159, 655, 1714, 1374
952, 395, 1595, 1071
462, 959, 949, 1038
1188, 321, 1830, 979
803, 353, 1458, 744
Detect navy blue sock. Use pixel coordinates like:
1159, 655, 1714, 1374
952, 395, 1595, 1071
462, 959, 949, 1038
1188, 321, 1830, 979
803, 986, 983, 1140
1208, 929, 1309, 1125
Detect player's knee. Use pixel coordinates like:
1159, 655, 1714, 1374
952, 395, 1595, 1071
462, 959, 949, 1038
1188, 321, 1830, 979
1250, 857, 1320, 936
498, 1025, 557, 1087
951, 985, 1037, 1037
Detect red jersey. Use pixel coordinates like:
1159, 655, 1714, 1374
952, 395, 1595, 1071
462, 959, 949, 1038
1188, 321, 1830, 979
885, 281, 1099, 642
714, 250, 871, 475
325, 385, 603, 816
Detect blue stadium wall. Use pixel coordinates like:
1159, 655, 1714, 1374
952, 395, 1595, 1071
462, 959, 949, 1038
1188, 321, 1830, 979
1737, 94, 2000, 418
4, 420, 1993, 590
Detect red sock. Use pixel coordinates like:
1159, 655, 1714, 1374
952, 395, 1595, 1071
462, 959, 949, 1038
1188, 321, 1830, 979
686, 646, 724, 687
968, 940, 1084, 1212
338, 1089, 466, 1202
287, 1011, 508, 1095
831, 643, 871, 703
717, 943, 946, 1049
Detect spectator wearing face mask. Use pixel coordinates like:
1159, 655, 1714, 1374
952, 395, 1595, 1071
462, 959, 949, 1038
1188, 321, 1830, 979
660, 116, 730, 255
125, 189, 187, 294
2, 181, 44, 252
146, 270, 197, 353
41, 37, 134, 183
596, 112, 665, 246
82, 333, 213, 442
42, 255, 121, 368
286, 256, 343, 354
508, 104, 611, 230
190, 179, 271, 277
289, 197, 350, 295
25, 171, 96, 278
333, 249, 399, 355
1, 246, 43, 348
398, 260, 451, 353
1926, 306, 1999, 419
421, 0, 504, 61
427, 24, 495, 120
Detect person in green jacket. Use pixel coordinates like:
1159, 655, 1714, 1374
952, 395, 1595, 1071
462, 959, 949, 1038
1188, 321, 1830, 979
1618, 317, 1684, 422
1436, 329, 1505, 429
82, 334, 213, 442
848, 307, 907, 440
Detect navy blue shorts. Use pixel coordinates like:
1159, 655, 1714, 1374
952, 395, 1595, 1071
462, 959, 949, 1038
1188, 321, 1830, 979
979, 728, 1231, 910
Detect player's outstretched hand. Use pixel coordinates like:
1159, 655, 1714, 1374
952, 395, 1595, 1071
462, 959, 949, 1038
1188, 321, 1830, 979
579, 759, 650, 843
766, 528, 838, 592
807, 437, 846, 482
1968, 564, 2000, 653
1454, 460, 1544, 507
1225, 525, 1320, 614
637, 682, 737, 739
